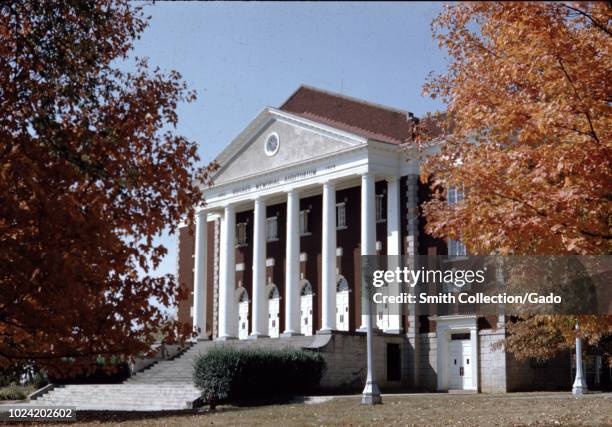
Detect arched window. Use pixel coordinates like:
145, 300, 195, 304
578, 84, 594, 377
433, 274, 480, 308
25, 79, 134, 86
238, 288, 249, 303
301, 280, 313, 296
268, 286, 280, 299
337, 276, 349, 292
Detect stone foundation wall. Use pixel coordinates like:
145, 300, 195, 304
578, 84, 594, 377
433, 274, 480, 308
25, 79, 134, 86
311, 332, 407, 393
306, 329, 572, 393
478, 329, 507, 393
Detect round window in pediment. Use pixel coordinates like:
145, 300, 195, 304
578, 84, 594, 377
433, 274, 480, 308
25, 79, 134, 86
265, 133, 280, 156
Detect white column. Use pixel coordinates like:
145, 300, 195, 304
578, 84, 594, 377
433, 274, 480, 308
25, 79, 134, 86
193, 210, 208, 340
385, 177, 402, 333
320, 181, 336, 332
282, 190, 301, 336
250, 198, 268, 338
217, 204, 237, 340
359, 173, 376, 331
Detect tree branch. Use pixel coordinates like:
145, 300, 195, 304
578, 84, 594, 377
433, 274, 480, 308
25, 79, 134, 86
485, 187, 611, 240
562, 3, 612, 38
557, 58, 601, 145
553, 123, 595, 138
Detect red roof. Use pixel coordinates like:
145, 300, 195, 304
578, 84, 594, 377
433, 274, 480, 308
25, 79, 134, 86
279, 85, 417, 145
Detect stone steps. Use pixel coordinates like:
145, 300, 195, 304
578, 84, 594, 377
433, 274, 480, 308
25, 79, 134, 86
37, 395, 198, 401
126, 336, 315, 385
31, 403, 191, 411
29, 384, 201, 411
28, 335, 316, 410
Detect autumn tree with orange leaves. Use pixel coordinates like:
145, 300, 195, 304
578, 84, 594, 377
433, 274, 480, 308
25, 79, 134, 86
420, 2, 611, 362
0, 1, 214, 375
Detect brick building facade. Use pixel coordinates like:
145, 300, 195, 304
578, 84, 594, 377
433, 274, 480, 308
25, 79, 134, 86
176, 86, 571, 392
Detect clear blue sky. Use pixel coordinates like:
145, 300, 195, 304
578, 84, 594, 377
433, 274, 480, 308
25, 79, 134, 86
131, 2, 448, 279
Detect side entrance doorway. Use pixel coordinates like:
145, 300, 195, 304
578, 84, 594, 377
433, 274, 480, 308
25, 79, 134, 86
436, 315, 479, 392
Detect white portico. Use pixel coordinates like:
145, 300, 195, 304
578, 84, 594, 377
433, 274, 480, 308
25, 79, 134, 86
191, 105, 416, 340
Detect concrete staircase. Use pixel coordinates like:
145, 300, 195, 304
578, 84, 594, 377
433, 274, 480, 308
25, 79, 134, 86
127, 335, 315, 385
30, 335, 316, 411
32, 384, 202, 411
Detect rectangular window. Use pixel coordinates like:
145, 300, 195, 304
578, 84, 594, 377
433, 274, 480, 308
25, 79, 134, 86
448, 185, 466, 256
299, 210, 309, 236
449, 239, 467, 256
447, 186, 464, 204
448, 187, 456, 204
236, 222, 248, 246
266, 216, 278, 241
375, 194, 385, 222
336, 203, 347, 229
451, 333, 471, 340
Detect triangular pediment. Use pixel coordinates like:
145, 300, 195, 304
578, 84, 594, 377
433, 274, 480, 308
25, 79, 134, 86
212, 108, 366, 185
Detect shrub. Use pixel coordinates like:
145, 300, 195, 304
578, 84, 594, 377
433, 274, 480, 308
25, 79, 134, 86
0, 385, 28, 401
193, 347, 326, 408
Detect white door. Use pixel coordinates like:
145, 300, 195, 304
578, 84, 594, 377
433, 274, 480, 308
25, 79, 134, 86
374, 281, 389, 330
300, 281, 314, 336
238, 300, 249, 340
336, 277, 350, 331
268, 296, 280, 338
448, 339, 472, 389
376, 302, 390, 331
336, 290, 349, 331
300, 294, 313, 336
